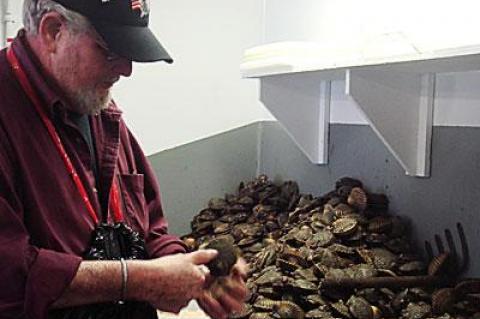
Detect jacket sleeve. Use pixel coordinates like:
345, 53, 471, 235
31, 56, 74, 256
0, 130, 82, 319
123, 127, 187, 258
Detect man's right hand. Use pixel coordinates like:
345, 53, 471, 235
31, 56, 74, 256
51, 250, 219, 314
128, 249, 218, 314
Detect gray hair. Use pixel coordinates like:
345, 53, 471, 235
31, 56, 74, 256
23, 0, 92, 35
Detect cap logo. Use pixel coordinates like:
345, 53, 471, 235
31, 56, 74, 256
131, 0, 150, 17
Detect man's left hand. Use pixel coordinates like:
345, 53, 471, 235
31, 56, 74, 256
197, 258, 248, 319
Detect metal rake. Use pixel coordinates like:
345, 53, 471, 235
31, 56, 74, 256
424, 222, 469, 277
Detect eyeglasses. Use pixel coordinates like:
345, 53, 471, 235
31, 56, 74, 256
87, 30, 122, 62
94, 38, 122, 62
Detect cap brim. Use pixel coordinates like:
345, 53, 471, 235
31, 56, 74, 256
92, 22, 173, 63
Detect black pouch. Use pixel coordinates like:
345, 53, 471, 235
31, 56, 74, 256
84, 223, 148, 261
50, 223, 157, 319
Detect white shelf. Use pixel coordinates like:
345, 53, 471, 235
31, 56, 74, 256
241, 44, 480, 78
242, 44, 480, 177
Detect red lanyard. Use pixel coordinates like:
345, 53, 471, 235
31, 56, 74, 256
7, 46, 124, 225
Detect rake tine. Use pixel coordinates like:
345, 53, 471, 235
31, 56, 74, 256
425, 241, 434, 261
444, 228, 456, 256
444, 228, 459, 273
435, 234, 445, 254
457, 222, 469, 273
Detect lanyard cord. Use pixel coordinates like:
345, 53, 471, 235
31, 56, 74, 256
6, 46, 124, 225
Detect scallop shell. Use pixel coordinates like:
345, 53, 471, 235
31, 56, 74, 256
454, 279, 480, 296
182, 236, 197, 252
331, 300, 352, 318
347, 296, 374, 319
334, 203, 355, 217
348, 187, 368, 211
253, 297, 279, 311
228, 304, 253, 319
277, 258, 300, 273
305, 309, 333, 319
366, 193, 389, 212
272, 300, 305, 319
427, 252, 451, 276
367, 216, 393, 234
335, 177, 363, 189
337, 185, 354, 198
370, 306, 382, 319
204, 237, 239, 276
332, 217, 359, 237
431, 288, 456, 315
208, 197, 227, 210
249, 312, 273, 319
398, 261, 427, 275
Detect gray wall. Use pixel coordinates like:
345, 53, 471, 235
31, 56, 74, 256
148, 123, 260, 236
149, 121, 480, 277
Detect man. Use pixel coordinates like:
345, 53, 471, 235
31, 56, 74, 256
0, 0, 247, 318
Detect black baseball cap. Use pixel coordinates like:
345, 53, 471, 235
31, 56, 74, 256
54, 0, 173, 63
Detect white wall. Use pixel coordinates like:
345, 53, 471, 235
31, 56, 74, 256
265, 0, 480, 127
0, 0, 7, 47
2, 0, 21, 47
265, 0, 480, 53
113, 0, 273, 155
3, 0, 274, 155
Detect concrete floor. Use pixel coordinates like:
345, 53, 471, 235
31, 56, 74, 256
157, 301, 209, 319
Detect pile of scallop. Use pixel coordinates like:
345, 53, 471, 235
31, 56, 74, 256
182, 175, 480, 319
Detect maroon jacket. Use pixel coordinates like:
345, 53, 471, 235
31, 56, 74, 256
0, 33, 186, 318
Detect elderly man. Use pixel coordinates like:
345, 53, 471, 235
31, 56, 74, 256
0, 0, 247, 318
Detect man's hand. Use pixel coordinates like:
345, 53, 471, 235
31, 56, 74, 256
197, 258, 248, 319
128, 249, 218, 314
52, 250, 245, 316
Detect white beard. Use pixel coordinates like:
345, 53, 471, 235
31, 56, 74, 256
49, 34, 115, 115
70, 88, 112, 115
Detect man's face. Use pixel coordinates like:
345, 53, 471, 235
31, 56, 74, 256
50, 27, 132, 115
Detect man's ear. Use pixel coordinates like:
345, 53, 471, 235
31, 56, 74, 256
37, 12, 65, 53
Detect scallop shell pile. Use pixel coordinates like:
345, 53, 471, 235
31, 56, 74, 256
182, 175, 480, 319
